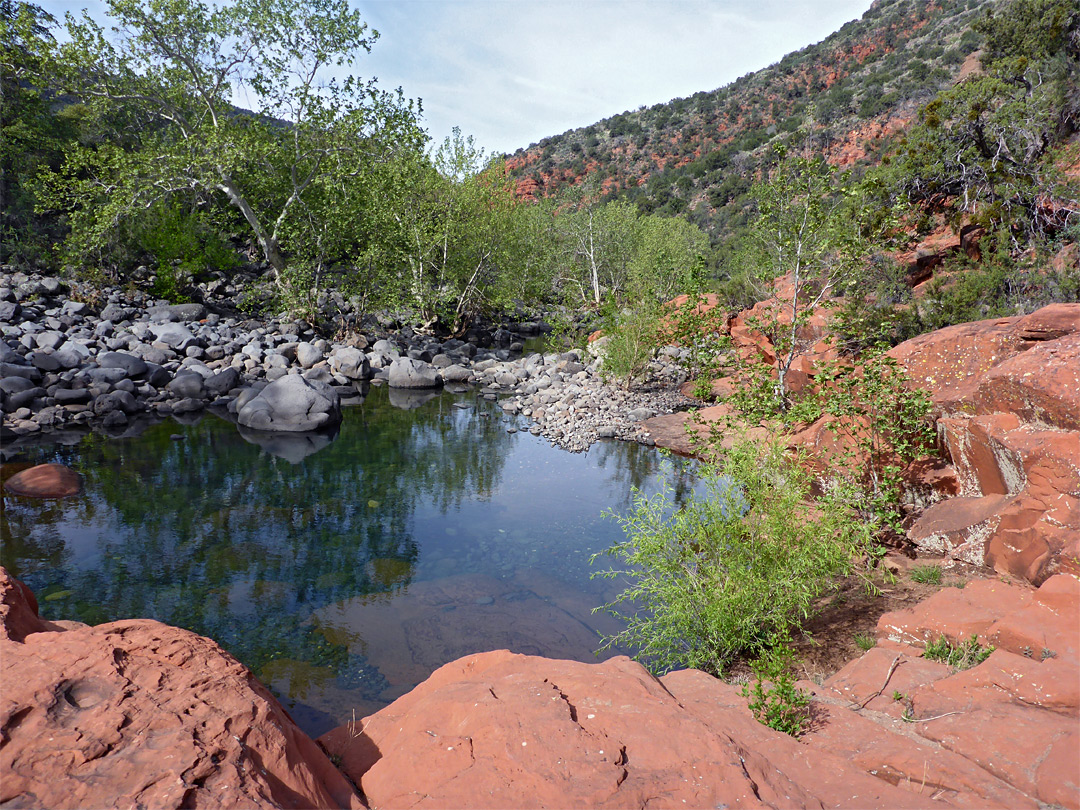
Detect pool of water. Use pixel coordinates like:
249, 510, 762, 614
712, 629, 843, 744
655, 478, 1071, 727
0, 385, 698, 736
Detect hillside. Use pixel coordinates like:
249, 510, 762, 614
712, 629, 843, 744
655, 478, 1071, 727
505, 0, 995, 243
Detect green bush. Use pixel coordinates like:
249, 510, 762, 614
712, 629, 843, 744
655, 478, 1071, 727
591, 441, 866, 676
741, 646, 812, 737
135, 200, 237, 302
597, 304, 660, 389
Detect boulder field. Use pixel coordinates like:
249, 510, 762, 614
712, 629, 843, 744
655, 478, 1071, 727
4, 564, 1076, 809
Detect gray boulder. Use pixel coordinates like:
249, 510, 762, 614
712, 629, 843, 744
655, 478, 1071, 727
99, 303, 134, 322
440, 364, 472, 384
0, 301, 21, 323
167, 372, 205, 400
329, 347, 369, 380
388, 357, 441, 389
204, 367, 240, 396
149, 303, 207, 322
33, 331, 65, 351
29, 352, 60, 372
93, 390, 139, 415
295, 341, 323, 369
0, 376, 35, 396
52, 350, 83, 370
0, 343, 23, 365
97, 351, 148, 378
149, 322, 198, 350
236, 373, 341, 433
82, 367, 129, 386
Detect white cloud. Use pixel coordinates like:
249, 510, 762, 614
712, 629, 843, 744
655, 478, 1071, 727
38, 0, 873, 155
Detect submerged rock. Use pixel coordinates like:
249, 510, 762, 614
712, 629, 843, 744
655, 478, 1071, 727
3, 463, 82, 498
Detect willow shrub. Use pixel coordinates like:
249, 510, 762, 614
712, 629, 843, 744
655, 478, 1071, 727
591, 441, 868, 677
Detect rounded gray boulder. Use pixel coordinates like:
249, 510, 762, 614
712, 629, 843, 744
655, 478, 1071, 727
236, 373, 341, 433
388, 357, 441, 389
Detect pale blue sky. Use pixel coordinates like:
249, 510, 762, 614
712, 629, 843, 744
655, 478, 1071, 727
41, 0, 873, 156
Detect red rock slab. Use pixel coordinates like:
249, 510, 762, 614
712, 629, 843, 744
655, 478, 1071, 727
888, 318, 1023, 412
2, 462, 82, 498
877, 578, 1034, 647
907, 654, 1079, 807
643, 402, 769, 458
819, 645, 952, 715
784, 413, 867, 476
973, 332, 1080, 430
929, 648, 1079, 714
0, 569, 362, 810
937, 414, 1025, 497
0, 567, 69, 642
323, 651, 938, 810
1013, 303, 1080, 342
987, 497, 1080, 584
798, 698, 1038, 808
900, 457, 962, 513
906, 494, 1011, 565
661, 667, 968, 809
986, 574, 1080, 666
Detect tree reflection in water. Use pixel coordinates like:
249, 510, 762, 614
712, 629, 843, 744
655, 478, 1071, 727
1, 386, 698, 733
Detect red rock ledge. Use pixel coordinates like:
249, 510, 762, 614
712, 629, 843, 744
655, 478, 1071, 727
322, 573, 1078, 809
0, 567, 362, 809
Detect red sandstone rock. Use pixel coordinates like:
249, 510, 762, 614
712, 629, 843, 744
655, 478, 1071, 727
901, 457, 962, 513
930, 413, 1079, 581
973, 332, 1080, 430
3, 463, 82, 498
877, 577, 1034, 647
323, 651, 936, 809
0, 568, 362, 810
887, 304, 1080, 583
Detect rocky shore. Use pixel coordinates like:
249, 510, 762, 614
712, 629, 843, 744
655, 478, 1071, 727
0, 268, 693, 453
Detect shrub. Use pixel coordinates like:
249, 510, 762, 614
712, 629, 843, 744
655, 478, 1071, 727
597, 305, 660, 389
591, 441, 866, 676
741, 646, 812, 737
923, 635, 993, 670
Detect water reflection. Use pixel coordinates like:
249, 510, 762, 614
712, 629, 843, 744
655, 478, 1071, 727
1, 387, 698, 736
237, 423, 340, 464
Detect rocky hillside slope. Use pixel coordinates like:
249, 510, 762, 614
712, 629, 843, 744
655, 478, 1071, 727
505, 0, 993, 235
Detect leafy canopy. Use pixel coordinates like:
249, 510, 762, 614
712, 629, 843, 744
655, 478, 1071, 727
42, 0, 424, 282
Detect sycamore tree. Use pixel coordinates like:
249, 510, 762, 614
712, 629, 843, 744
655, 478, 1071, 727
741, 145, 866, 411
41, 0, 424, 289
373, 129, 527, 333
552, 182, 638, 307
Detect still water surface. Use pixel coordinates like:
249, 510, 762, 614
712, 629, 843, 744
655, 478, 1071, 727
0, 385, 698, 736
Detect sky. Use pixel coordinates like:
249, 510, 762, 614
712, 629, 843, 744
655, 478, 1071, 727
41, 0, 874, 157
